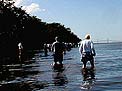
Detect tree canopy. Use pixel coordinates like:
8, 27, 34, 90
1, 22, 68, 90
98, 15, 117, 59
0, 0, 81, 60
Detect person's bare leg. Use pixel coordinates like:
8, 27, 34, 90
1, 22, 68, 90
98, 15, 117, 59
82, 60, 87, 74
90, 59, 95, 69
82, 59, 87, 69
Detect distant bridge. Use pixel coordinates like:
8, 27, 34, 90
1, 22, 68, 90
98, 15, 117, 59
93, 39, 121, 43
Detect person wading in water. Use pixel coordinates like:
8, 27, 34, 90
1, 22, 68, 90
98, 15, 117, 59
51, 36, 66, 66
79, 34, 96, 70
18, 42, 23, 62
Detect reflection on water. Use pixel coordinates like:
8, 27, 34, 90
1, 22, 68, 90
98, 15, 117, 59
52, 65, 68, 86
81, 67, 96, 90
82, 68, 95, 81
0, 60, 48, 91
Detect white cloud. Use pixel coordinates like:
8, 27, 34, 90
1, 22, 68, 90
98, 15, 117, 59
22, 3, 43, 14
13, 0, 46, 14
14, 0, 23, 6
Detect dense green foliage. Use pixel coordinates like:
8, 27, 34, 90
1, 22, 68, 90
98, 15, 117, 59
0, 0, 81, 61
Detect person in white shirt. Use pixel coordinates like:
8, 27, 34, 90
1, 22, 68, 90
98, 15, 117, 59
18, 42, 23, 60
79, 34, 96, 69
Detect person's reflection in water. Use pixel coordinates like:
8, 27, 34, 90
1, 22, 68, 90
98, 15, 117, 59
81, 68, 95, 90
82, 68, 95, 81
52, 67, 68, 86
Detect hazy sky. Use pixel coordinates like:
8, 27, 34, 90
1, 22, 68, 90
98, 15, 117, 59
14, 0, 122, 42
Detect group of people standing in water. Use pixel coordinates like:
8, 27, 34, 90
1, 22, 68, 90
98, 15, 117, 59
51, 34, 96, 70
18, 34, 96, 71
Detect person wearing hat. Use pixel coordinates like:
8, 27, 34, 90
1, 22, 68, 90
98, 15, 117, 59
51, 36, 66, 66
79, 34, 96, 70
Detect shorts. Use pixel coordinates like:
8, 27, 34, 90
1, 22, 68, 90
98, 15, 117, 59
54, 53, 63, 63
81, 52, 93, 63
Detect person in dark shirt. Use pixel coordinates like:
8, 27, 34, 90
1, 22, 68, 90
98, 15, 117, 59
43, 43, 48, 56
52, 36, 66, 65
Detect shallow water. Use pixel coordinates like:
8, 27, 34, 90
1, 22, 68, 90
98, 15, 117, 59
0, 42, 122, 91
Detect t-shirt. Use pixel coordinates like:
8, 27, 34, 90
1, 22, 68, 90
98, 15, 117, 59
52, 41, 65, 54
18, 43, 23, 50
79, 39, 95, 54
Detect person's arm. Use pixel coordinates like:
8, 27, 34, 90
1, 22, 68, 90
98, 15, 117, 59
91, 41, 96, 56
79, 42, 83, 54
51, 42, 55, 52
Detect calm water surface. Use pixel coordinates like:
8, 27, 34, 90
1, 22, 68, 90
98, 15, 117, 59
0, 42, 122, 91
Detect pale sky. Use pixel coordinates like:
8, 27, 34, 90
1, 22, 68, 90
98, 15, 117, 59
14, 0, 122, 42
